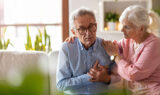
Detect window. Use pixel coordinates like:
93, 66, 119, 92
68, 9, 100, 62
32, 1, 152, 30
0, 0, 68, 51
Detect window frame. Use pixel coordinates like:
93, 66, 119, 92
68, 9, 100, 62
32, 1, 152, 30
62, 0, 69, 42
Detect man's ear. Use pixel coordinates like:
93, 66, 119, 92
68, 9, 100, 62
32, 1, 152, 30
71, 29, 76, 36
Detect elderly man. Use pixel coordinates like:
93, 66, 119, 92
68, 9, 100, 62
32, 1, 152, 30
56, 7, 119, 95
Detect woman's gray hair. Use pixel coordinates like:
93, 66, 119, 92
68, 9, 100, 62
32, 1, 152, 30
119, 5, 160, 36
70, 7, 96, 29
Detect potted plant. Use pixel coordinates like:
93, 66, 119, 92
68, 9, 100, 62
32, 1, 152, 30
0, 27, 13, 50
25, 25, 52, 53
105, 12, 119, 31
153, 9, 160, 16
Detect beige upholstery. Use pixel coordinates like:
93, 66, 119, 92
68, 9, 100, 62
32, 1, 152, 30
0, 50, 50, 94
48, 51, 59, 95
0, 50, 48, 77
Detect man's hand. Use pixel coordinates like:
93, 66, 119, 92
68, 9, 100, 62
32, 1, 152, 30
88, 61, 111, 83
92, 60, 101, 70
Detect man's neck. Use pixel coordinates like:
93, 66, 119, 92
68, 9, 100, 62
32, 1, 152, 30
83, 41, 96, 50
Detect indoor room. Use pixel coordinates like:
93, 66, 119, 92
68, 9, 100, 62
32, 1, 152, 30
0, 0, 160, 95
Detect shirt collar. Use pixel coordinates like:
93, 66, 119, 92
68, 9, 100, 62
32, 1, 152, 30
77, 38, 98, 51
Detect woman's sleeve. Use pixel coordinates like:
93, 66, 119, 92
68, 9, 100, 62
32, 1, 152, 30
117, 40, 160, 81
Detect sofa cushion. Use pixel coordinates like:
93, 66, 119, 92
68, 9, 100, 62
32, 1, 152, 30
0, 50, 48, 78
48, 51, 59, 95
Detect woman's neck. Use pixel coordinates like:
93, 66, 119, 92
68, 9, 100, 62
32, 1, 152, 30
135, 32, 150, 44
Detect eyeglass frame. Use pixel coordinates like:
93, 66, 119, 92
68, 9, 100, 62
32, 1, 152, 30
74, 23, 97, 35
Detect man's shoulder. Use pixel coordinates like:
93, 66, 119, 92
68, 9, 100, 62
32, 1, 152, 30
95, 37, 102, 43
61, 38, 79, 50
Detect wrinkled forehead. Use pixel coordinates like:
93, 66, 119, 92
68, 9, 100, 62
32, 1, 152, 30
121, 18, 136, 27
74, 15, 96, 27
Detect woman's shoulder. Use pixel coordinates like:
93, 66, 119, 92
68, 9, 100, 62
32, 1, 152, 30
143, 34, 160, 45
143, 34, 160, 51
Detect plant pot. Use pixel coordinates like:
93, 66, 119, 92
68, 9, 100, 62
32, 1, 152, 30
107, 22, 116, 31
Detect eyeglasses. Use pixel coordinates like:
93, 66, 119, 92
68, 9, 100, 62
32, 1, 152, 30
75, 23, 97, 35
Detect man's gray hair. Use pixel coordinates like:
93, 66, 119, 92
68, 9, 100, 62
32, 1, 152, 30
70, 7, 96, 29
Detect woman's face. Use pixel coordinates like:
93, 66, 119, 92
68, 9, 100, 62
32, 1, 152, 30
121, 19, 140, 39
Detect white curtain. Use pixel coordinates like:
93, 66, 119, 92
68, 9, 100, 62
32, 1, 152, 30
0, 0, 4, 24
3, 0, 62, 24
0, 0, 62, 51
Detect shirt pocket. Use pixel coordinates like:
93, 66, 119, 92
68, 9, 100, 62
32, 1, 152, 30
98, 55, 111, 67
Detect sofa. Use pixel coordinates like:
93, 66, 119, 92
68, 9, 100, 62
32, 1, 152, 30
0, 50, 128, 95
0, 50, 59, 95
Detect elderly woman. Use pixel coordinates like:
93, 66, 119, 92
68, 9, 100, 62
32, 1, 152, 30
89, 5, 160, 95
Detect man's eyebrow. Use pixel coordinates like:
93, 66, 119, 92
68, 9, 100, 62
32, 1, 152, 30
79, 23, 95, 27
89, 23, 95, 24
78, 25, 89, 28
78, 26, 85, 28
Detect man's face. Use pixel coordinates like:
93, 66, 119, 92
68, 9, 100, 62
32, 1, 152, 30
74, 14, 97, 49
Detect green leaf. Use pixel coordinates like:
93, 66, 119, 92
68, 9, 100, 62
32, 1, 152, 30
48, 36, 52, 52
4, 39, 10, 49
105, 12, 119, 22
44, 27, 47, 46
25, 25, 33, 50
153, 9, 160, 16
0, 39, 3, 49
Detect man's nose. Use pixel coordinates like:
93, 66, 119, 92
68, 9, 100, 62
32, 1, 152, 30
85, 29, 92, 35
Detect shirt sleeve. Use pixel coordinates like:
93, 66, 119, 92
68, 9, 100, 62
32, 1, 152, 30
110, 75, 121, 83
109, 62, 121, 83
56, 43, 91, 91
117, 39, 160, 81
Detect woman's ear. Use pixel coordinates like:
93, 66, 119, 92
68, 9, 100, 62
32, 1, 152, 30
140, 26, 145, 32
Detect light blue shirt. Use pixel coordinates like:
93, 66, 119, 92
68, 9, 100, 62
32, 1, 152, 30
56, 37, 113, 95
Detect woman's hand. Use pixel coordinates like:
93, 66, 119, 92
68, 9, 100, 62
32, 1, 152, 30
102, 40, 119, 56
88, 61, 111, 83
65, 35, 77, 43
